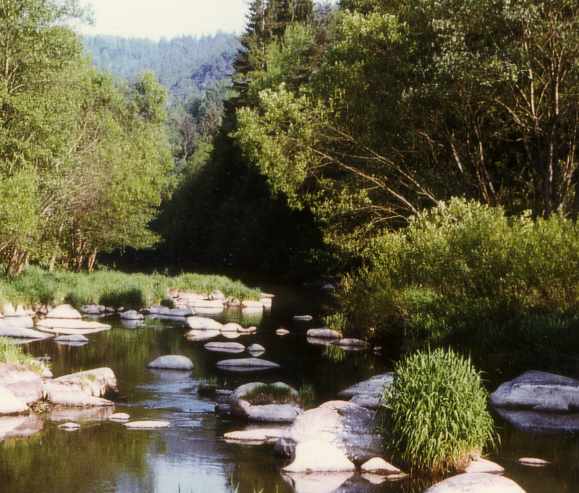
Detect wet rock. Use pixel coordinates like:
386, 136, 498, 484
216, 358, 280, 373
0, 324, 52, 340
37, 318, 111, 335
119, 310, 144, 321
124, 420, 170, 429
0, 386, 28, 415
204, 342, 245, 354
186, 316, 223, 331
109, 413, 131, 422
185, 329, 220, 342
221, 322, 244, 333
247, 344, 265, 355
147, 355, 194, 371
46, 305, 82, 319
148, 305, 193, 318
490, 371, 579, 432
307, 328, 342, 339
80, 305, 106, 315
229, 382, 302, 423
338, 373, 393, 410
277, 400, 383, 464
276, 329, 290, 336
209, 290, 226, 301
463, 458, 504, 474
58, 422, 81, 431
43, 367, 117, 407
0, 364, 43, 405
518, 457, 550, 467
283, 440, 356, 472
293, 315, 313, 322
491, 371, 579, 412
424, 473, 526, 493
224, 427, 289, 444
361, 457, 405, 476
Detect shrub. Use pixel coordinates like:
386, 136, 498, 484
338, 199, 579, 340
384, 348, 495, 475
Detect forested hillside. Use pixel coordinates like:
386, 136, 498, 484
83, 34, 240, 100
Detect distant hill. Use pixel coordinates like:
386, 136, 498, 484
83, 33, 240, 101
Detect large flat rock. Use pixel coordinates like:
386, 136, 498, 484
0, 364, 43, 405
147, 355, 194, 371
37, 318, 111, 335
0, 325, 52, 340
43, 368, 118, 407
338, 373, 393, 410
424, 473, 525, 493
216, 358, 280, 373
186, 316, 223, 331
204, 342, 245, 354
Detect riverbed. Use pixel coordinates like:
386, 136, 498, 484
0, 288, 578, 493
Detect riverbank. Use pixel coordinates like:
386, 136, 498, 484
0, 267, 261, 310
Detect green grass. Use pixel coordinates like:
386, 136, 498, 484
0, 266, 261, 309
383, 348, 495, 476
0, 337, 46, 374
243, 383, 299, 405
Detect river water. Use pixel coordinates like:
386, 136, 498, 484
0, 287, 578, 493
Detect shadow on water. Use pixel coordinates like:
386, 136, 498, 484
0, 286, 578, 492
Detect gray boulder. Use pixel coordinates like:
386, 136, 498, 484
424, 473, 525, 493
229, 382, 302, 423
276, 400, 383, 465
307, 328, 342, 339
43, 367, 118, 407
283, 440, 356, 473
46, 305, 82, 319
216, 358, 280, 373
491, 371, 579, 432
186, 316, 223, 331
147, 355, 194, 371
0, 386, 28, 415
338, 373, 393, 410
120, 310, 144, 321
204, 342, 245, 354
0, 364, 43, 405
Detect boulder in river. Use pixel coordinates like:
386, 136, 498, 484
276, 329, 290, 336
147, 355, 194, 371
307, 328, 342, 339
80, 305, 106, 315
517, 457, 550, 467
0, 324, 52, 340
221, 322, 244, 333
185, 329, 220, 342
216, 358, 280, 373
424, 473, 526, 493
338, 373, 393, 410
360, 457, 405, 477
490, 371, 579, 432
37, 318, 111, 335
275, 400, 383, 464
119, 310, 144, 321
125, 420, 170, 429
46, 305, 82, 319
109, 413, 131, 422
247, 343, 265, 355
463, 458, 504, 474
229, 382, 302, 423
43, 367, 118, 407
0, 386, 28, 415
293, 315, 313, 322
283, 440, 356, 472
186, 317, 223, 331
204, 342, 245, 354
0, 364, 43, 405
333, 338, 368, 349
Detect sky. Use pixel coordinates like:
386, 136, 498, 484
79, 0, 249, 39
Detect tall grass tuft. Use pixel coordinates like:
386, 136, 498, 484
383, 348, 495, 475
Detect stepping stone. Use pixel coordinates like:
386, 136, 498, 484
186, 317, 223, 331
204, 342, 245, 354
147, 355, 193, 371
124, 420, 170, 429
307, 328, 342, 339
58, 422, 81, 431
216, 358, 280, 373
109, 413, 131, 422
518, 457, 550, 467
293, 315, 313, 322
276, 329, 290, 336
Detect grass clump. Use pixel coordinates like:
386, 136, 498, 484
243, 383, 299, 405
0, 338, 46, 374
384, 348, 495, 475
0, 267, 261, 309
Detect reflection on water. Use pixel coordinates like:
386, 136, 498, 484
0, 287, 576, 493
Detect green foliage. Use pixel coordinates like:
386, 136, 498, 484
385, 348, 495, 475
297, 384, 316, 409
0, 267, 260, 309
242, 383, 298, 405
322, 312, 346, 333
338, 199, 579, 339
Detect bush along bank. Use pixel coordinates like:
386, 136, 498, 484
328, 199, 579, 348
